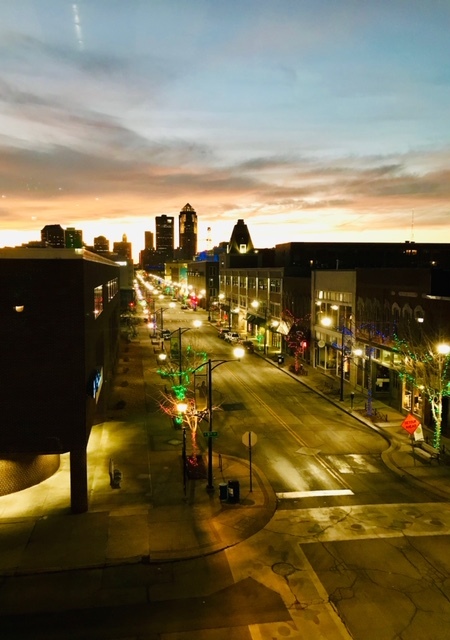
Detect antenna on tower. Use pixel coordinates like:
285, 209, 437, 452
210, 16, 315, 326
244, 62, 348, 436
206, 226, 212, 251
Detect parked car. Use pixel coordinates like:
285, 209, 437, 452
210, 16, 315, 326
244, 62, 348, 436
225, 332, 240, 343
161, 329, 171, 340
241, 340, 255, 353
218, 329, 226, 339
180, 304, 188, 309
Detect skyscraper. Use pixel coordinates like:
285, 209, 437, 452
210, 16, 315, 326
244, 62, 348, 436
94, 235, 110, 253
113, 234, 132, 260
65, 227, 83, 248
144, 231, 154, 250
155, 215, 174, 261
178, 203, 198, 260
41, 224, 65, 248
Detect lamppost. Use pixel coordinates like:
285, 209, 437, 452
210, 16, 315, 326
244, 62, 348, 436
154, 302, 175, 335
192, 346, 245, 492
168, 321, 202, 385
176, 400, 189, 495
321, 313, 354, 401
251, 300, 268, 354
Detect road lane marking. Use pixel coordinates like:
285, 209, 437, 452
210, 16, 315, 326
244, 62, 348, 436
277, 489, 354, 499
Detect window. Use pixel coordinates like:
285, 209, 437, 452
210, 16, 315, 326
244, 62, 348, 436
107, 278, 118, 302
270, 279, 281, 293
94, 285, 103, 318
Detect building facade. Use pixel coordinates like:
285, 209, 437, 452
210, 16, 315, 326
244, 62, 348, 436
0, 248, 121, 512
155, 215, 174, 261
178, 203, 198, 260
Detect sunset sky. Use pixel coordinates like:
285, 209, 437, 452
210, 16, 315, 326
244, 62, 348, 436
1, 1, 450, 260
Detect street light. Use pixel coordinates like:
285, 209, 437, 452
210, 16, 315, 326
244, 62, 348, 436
193, 346, 245, 492
176, 400, 189, 495
251, 300, 268, 354
169, 320, 202, 385
154, 303, 175, 335
321, 314, 353, 401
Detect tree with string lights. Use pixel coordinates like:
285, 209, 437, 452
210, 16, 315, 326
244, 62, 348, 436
393, 332, 450, 450
283, 310, 310, 372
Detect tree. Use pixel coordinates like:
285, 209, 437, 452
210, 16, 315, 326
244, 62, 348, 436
156, 336, 208, 448
393, 333, 450, 449
283, 310, 310, 372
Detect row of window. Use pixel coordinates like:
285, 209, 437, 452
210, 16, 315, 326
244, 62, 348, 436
94, 277, 119, 318
221, 275, 282, 291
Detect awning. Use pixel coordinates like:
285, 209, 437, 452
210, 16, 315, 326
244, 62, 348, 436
246, 313, 265, 326
275, 320, 290, 335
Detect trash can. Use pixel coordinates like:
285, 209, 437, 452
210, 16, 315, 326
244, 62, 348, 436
219, 483, 228, 501
227, 479, 240, 504
277, 354, 284, 365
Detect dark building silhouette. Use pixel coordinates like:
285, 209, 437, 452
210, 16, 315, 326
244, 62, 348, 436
155, 215, 174, 261
113, 234, 132, 260
144, 231, 154, 250
41, 224, 65, 248
0, 248, 120, 513
64, 227, 83, 248
178, 203, 198, 260
94, 235, 110, 253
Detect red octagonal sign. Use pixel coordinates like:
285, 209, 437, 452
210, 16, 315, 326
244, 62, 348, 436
401, 414, 420, 434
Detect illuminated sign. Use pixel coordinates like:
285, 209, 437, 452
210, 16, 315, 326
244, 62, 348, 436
88, 367, 103, 403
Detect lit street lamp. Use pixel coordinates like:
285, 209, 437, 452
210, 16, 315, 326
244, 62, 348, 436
192, 346, 245, 492
251, 300, 268, 355
154, 303, 175, 335
169, 321, 202, 385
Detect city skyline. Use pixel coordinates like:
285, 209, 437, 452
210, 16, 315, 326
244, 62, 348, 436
1, 1, 450, 260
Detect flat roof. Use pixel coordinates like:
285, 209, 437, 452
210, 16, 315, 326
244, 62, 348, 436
0, 247, 120, 267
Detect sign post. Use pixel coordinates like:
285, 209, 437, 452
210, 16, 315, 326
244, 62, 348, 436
401, 414, 421, 466
242, 431, 257, 492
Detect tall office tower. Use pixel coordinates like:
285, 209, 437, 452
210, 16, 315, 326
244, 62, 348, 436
178, 203, 198, 260
144, 231, 154, 250
94, 235, 110, 253
113, 234, 132, 260
155, 215, 174, 261
41, 224, 65, 248
65, 227, 83, 248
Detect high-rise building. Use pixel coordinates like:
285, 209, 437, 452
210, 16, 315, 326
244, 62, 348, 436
113, 234, 132, 260
144, 231, 154, 250
65, 227, 83, 248
94, 235, 110, 253
41, 224, 65, 248
155, 215, 174, 261
178, 203, 198, 260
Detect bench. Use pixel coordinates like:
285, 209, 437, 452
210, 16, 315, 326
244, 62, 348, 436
413, 440, 440, 464
289, 364, 308, 375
